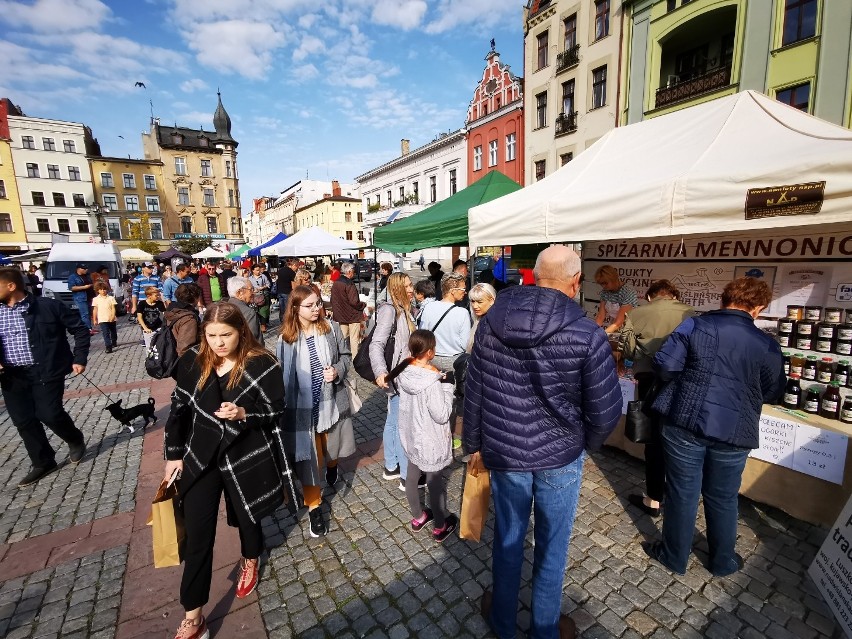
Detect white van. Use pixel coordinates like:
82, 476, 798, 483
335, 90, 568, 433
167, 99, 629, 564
42, 243, 126, 314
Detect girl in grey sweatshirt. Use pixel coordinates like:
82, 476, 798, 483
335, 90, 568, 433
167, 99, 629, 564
390, 329, 458, 542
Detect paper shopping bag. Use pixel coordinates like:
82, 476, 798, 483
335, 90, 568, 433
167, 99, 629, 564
459, 458, 490, 542
146, 479, 185, 568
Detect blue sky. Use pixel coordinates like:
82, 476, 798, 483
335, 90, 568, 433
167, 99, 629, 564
0, 0, 524, 214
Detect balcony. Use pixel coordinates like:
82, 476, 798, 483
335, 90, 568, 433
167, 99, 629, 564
555, 111, 578, 137
655, 65, 732, 109
556, 45, 581, 73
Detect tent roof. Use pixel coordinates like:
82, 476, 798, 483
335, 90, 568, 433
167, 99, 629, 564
193, 246, 226, 259
269, 226, 359, 257
469, 90, 852, 246
374, 170, 522, 252
247, 232, 288, 256
155, 247, 191, 261
226, 244, 250, 259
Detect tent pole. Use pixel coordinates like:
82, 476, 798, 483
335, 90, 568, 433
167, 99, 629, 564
373, 247, 378, 311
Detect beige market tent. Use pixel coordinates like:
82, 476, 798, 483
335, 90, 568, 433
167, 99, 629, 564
468, 91, 852, 246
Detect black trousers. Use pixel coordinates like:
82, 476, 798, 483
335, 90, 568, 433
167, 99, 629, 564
179, 464, 264, 611
0, 366, 84, 467
636, 372, 665, 502
405, 461, 449, 529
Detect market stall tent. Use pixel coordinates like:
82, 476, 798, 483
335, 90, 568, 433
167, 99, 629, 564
247, 232, 288, 257
120, 248, 153, 261
226, 244, 250, 259
155, 247, 191, 262
269, 226, 358, 257
468, 91, 852, 246
192, 246, 227, 259
374, 170, 522, 253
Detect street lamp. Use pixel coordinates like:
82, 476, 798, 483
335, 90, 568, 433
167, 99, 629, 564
88, 203, 108, 243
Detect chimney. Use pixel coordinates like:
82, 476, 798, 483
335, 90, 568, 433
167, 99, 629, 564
332, 180, 341, 197
401, 139, 410, 156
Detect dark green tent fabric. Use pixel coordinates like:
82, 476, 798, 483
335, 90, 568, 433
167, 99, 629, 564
373, 171, 521, 252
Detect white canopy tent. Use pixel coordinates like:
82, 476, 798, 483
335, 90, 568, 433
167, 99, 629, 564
469, 91, 852, 246
120, 248, 153, 260
267, 226, 359, 257
192, 246, 227, 259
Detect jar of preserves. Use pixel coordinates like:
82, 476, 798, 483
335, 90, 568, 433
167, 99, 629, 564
783, 374, 802, 409
836, 339, 852, 357
778, 333, 792, 348
796, 335, 814, 351
778, 318, 796, 334
841, 397, 852, 425
816, 336, 834, 353
825, 308, 844, 324
797, 320, 815, 336
782, 352, 791, 376
787, 305, 804, 321
820, 382, 842, 420
803, 387, 821, 414
790, 353, 805, 377
838, 324, 852, 342
805, 306, 823, 322
803, 355, 818, 381
817, 357, 835, 383
834, 360, 850, 386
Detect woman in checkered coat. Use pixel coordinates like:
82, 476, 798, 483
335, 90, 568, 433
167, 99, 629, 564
164, 302, 297, 639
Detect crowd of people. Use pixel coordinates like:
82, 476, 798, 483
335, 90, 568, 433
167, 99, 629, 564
0, 244, 789, 639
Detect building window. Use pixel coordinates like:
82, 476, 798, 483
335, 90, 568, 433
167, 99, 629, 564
0, 213, 12, 233
345, 211, 352, 222
36, 218, 50, 232
0, 180, 5, 198
181, 216, 192, 233
47, 164, 60, 179
52, 192, 66, 207
562, 79, 576, 115
560, 152, 574, 166
26, 163, 40, 178
228, 189, 235, 207
73, 193, 85, 207
429, 176, 436, 203
175, 157, 187, 175
57, 218, 70, 233
146, 196, 160, 212
123, 173, 136, 188
358, 231, 364, 241
125, 195, 139, 211
103, 195, 118, 210
77, 219, 89, 233
107, 219, 121, 240
783, 0, 817, 46
535, 160, 546, 181
32, 191, 46, 206
63, 139, 76, 153
230, 217, 240, 235
776, 82, 810, 111
474, 145, 483, 171
200, 159, 212, 177
594, 0, 610, 40
536, 92, 548, 128
564, 14, 577, 50
178, 187, 190, 206
150, 221, 163, 240
42, 137, 56, 151
144, 174, 156, 190
226, 160, 232, 177
68, 166, 81, 181
397, 186, 404, 202
537, 31, 549, 70
413, 182, 419, 201
488, 140, 498, 167
346, 231, 353, 240
357, 211, 363, 222
101, 172, 113, 187
21, 135, 35, 149
592, 66, 607, 108
203, 188, 215, 207
386, 190, 392, 205
206, 217, 217, 233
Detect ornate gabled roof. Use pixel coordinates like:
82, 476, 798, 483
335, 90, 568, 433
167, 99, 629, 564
213, 91, 236, 146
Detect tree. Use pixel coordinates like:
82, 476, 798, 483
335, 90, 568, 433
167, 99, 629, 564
126, 214, 160, 255
176, 236, 212, 255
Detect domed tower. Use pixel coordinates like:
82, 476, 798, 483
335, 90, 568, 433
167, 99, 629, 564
213, 90, 237, 147
211, 91, 241, 244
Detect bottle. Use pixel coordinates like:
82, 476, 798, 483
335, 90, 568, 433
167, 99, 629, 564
790, 353, 805, 377
782, 351, 791, 376
841, 397, 852, 425
817, 357, 835, 383
835, 360, 850, 386
623, 358, 634, 380
803, 355, 818, 381
803, 387, 821, 414
820, 382, 842, 420
783, 374, 802, 409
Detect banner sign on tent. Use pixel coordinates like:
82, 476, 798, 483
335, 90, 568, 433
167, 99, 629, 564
745, 181, 825, 220
809, 492, 852, 637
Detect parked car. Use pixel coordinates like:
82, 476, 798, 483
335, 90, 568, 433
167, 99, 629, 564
473, 255, 521, 285
354, 258, 377, 282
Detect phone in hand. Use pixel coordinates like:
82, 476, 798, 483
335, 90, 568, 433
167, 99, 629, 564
441, 371, 456, 386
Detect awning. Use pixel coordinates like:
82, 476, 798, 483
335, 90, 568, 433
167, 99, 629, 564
247, 232, 288, 257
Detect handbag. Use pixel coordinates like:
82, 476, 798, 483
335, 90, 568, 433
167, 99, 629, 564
460, 456, 490, 542
146, 477, 185, 568
625, 400, 653, 444
353, 309, 398, 386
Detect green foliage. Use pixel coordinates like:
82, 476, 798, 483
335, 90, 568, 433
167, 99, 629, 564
125, 214, 160, 255
176, 237, 212, 255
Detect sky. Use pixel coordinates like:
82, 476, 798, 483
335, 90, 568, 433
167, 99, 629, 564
0, 0, 525, 215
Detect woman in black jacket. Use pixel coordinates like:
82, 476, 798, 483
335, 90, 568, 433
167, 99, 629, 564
164, 302, 297, 639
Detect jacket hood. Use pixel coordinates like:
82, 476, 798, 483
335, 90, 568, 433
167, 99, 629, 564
485, 286, 586, 348
396, 364, 443, 395
165, 303, 197, 318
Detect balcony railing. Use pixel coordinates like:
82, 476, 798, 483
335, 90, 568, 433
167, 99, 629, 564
655, 65, 732, 109
556, 45, 581, 73
555, 111, 578, 137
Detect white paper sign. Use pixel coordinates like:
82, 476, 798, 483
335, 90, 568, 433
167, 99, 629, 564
792, 424, 848, 485
809, 494, 852, 637
750, 414, 797, 468
619, 377, 636, 415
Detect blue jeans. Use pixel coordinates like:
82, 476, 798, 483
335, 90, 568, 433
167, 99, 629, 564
658, 424, 749, 576
75, 299, 91, 329
489, 454, 585, 639
278, 294, 289, 322
99, 321, 117, 349
382, 394, 407, 480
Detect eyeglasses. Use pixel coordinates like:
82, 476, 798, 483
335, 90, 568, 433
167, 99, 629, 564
451, 287, 466, 293
300, 301, 323, 308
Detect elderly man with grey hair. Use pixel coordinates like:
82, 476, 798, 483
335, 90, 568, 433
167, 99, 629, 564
331, 261, 366, 356
226, 276, 262, 341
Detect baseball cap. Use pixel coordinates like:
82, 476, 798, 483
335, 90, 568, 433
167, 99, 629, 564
75, 262, 88, 269
142, 261, 154, 268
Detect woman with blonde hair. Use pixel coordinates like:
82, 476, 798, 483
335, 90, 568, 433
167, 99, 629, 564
467, 283, 497, 352
278, 285, 355, 538
163, 302, 297, 639
594, 264, 637, 334
371, 272, 423, 489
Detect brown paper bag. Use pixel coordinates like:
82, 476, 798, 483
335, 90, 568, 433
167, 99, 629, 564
460, 458, 490, 542
146, 479, 185, 568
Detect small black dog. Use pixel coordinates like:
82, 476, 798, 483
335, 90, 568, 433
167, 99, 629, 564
104, 397, 156, 433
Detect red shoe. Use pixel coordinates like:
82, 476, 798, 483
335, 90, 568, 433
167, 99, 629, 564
174, 615, 208, 639
236, 557, 259, 598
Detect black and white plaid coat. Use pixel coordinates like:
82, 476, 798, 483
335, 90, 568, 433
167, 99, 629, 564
164, 347, 298, 524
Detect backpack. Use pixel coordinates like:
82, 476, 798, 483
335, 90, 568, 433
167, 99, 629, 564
353, 308, 397, 387
145, 320, 179, 379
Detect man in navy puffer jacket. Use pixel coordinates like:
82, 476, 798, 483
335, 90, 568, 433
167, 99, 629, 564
464, 245, 621, 639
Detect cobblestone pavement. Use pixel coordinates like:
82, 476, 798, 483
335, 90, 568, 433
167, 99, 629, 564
0, 316, 845, 637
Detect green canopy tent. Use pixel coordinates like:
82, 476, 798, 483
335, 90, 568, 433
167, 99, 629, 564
372, 170, 521, 253
226, 244, 251, 259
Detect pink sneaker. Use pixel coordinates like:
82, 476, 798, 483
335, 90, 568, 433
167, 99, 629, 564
174, 615, 208, 639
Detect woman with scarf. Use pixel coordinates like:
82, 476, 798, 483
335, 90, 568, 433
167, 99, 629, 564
278, 285, 355, 538
163, 302, 297, 639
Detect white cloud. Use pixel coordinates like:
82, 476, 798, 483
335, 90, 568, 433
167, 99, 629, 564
292, 35, 324, 62
425, 0, 521, 34
291, 64, 319, 81
337, 88, 458, 132
181, 20, 287, 79
298, 13, 319, 28
253, 115, 283, 130
180, 78, 208, 93
0, 0, 112, 33
371, 0, 427, 30
175, 111, 214, 128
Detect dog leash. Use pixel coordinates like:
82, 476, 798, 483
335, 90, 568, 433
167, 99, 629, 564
75, 370, 115, 403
